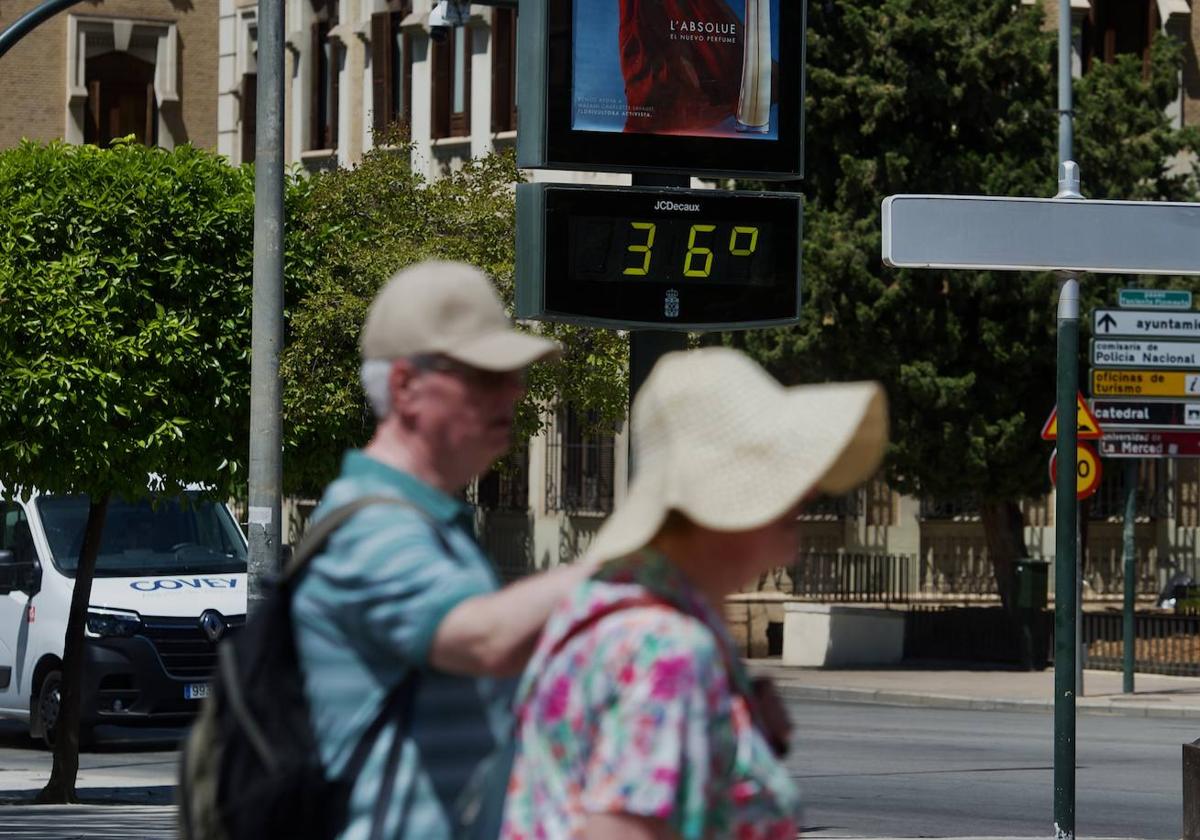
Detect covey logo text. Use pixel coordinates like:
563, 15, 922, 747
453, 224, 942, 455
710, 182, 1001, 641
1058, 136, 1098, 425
130, 577, 239, 591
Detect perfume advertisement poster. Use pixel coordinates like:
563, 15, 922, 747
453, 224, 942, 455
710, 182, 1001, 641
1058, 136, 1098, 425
572, 0, 781, 140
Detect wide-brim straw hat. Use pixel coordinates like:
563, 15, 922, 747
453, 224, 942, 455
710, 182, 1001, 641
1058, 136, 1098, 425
585, 347, 888, 565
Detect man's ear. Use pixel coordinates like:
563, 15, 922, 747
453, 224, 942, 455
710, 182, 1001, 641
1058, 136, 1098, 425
388, 359, 417, 411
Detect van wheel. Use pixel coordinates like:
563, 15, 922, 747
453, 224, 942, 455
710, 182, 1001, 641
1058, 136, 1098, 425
33, 671, 96, 751
35, 670, 62, 749
35, 670, 61, 749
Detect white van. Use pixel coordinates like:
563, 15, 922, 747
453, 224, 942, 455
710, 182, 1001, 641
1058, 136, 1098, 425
0, 490, 247, 746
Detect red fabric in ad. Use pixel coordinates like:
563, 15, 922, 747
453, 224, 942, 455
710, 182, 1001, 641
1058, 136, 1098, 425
618, 0, 744, 134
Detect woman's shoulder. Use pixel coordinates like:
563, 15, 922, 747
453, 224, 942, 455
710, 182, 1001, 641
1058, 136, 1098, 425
561, 580, 726, 675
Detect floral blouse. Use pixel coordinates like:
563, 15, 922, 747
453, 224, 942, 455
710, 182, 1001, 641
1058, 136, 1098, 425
500, 551, 801, 840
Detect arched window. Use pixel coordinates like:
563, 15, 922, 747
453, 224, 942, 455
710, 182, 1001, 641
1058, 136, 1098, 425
84, 52, 157, 147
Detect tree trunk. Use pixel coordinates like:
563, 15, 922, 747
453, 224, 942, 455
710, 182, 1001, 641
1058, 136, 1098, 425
980, 499, 1028, 612
36, 493, 109, 804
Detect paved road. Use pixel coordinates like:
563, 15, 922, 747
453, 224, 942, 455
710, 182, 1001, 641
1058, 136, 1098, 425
0, 703, 1193, 838
789, 698, 1191, 838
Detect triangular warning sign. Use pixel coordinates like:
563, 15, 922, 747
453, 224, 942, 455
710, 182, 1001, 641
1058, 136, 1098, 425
1041, 392, 1104, 440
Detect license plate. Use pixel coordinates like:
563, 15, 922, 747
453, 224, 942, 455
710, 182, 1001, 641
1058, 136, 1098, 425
184, 683, 210, 700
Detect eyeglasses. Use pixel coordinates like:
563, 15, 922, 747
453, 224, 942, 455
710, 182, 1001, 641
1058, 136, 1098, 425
410, 354, 526, 390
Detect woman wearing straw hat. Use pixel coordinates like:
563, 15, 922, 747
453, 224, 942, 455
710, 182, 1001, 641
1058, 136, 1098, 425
498, 347, 888, 840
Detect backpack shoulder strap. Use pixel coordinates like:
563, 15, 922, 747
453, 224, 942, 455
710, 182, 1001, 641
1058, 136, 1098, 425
281, 494, 425, 584
533, 594, 753, 712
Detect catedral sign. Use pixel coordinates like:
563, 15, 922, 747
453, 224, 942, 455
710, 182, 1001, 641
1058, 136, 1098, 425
1091, 399, 1200, 429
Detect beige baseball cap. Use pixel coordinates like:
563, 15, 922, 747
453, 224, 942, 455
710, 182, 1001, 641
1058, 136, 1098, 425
360, 260, 560, 370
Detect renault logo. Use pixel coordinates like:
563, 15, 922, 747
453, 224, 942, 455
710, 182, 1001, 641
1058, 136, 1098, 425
199, 610, 226, 644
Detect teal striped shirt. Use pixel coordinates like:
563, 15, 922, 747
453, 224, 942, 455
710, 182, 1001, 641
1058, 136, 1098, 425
293, 451, 510, 839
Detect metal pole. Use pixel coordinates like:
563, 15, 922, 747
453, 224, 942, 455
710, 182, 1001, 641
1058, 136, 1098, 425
0, 0, 85, 61
1054, 1, 1079, 836
247, 0, 285, 609
1054, 276, 1079, 840
1057, 0, 1074, 171
627, 173, 689, 478
1122, 459, 1138, 693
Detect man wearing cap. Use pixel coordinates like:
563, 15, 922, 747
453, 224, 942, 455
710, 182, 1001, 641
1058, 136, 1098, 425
291, 260, 593, 839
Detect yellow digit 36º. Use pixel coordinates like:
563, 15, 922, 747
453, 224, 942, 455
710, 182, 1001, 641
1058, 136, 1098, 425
621, 221, 762, 280
622, 222, 656, 276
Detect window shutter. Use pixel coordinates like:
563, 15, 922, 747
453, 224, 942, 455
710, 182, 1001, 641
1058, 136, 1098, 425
449, 27, 471, 136
241, 73, 258, 163
491, 10, 514, 132
432, 38, 450, 139
371, 12, 391, 132
309, 22, 321, 149
401, 31, 413, 128
146, 82, 158, 147
330, 39, 340, 149
85, 79, 102, 144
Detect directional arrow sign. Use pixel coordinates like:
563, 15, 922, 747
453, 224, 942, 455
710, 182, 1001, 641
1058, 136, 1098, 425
1092, 309, 1200, 339
882, 196, 1200, 273
1092, 339, 1200, 369
1091, 399, 1200, 429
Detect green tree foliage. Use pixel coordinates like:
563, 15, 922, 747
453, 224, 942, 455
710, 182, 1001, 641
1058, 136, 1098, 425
282, 138, 628, 496
740, 0, 1200, 602
0, 140, 262, 801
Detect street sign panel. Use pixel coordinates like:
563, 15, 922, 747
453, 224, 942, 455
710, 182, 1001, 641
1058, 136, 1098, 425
1098, 430, 1200, 458
1092, 339, 1200, 369
1041, 392, 1104, 440
881, 196, 1200, 273
1091, 399, 1200, 429
1093, 309, 1200, 339
1048, 443, 1103, 500
1091, 369, 1200, 398
1119, 289, 1192, 309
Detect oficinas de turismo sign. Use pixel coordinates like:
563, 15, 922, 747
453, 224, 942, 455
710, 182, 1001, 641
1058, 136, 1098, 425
517, 0, 807, 179
516, 184, 803, 329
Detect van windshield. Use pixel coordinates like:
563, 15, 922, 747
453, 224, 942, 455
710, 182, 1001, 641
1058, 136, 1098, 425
35, 494, 247, 578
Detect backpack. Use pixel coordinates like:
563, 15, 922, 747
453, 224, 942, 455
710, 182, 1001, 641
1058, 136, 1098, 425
178, 496, 425, 840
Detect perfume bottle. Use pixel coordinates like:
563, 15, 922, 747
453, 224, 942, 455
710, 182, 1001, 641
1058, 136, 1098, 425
736, 0, 772, 133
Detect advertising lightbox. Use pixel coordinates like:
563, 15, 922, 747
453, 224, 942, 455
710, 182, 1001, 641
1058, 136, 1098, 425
517, 0, 807, 179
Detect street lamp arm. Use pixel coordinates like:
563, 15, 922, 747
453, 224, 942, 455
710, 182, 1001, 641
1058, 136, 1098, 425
0, 0, 87, 61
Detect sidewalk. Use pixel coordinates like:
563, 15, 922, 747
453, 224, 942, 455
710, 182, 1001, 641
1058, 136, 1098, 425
751, 659, 1200, 719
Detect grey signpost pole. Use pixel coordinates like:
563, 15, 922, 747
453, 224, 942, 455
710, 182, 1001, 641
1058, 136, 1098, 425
247, 0, 285, 609
1053, 0, 1078, 834
1122, 459, 1137, 692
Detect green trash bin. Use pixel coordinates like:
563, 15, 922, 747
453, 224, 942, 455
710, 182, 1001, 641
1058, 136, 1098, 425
1014, 559, 1049, 612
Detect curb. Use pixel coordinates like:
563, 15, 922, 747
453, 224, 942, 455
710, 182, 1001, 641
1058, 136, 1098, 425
775, 683, 1200, 719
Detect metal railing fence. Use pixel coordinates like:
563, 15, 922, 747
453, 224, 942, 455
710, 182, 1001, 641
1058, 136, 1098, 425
791, 552, 913, 603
